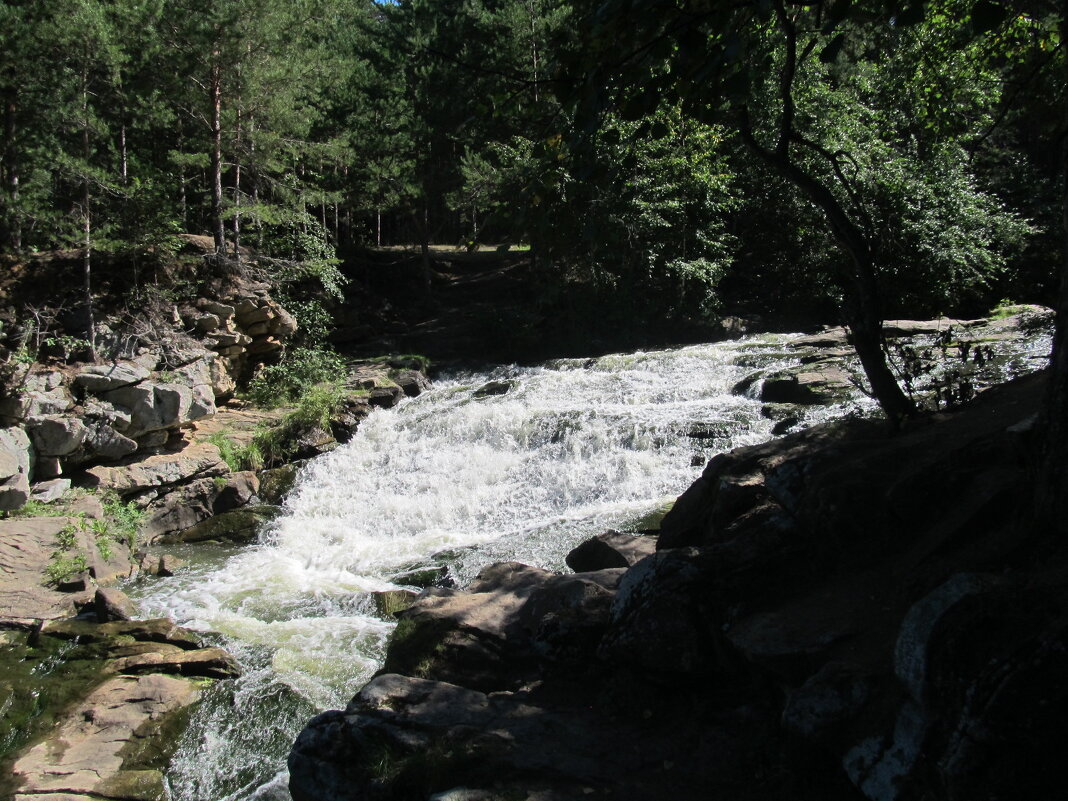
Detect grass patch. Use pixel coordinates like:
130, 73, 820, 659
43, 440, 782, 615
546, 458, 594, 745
250, 381, 346, 466
206, 431, 264, 472
989, 299, 1029, 319
8, 499, 69, 519
99, 491, 145, 552
38, 491, 145, 584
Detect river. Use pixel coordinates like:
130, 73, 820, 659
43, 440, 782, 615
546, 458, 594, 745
130, 335, 875, 800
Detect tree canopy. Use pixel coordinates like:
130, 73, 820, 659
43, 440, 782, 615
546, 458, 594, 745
0, 0, 1063, 428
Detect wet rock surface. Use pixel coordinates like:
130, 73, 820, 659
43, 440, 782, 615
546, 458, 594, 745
732, 306, 1053, 409
10, 673, 200, 801
290, 368, 1067, 801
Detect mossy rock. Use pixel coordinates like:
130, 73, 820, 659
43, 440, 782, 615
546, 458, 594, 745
258, 461, 306, 505
390, 564, 451, 589
373, 590, 418, 619
95, 769, 169, 801
41, 618, 203, 650
162, 505, 282, 545
0, 634, 108, 768
474, 379, 515, 398
116, 687, 201, 774
381, 617, 456, 680
363, 734, 485, 800
622, 500, 675, 533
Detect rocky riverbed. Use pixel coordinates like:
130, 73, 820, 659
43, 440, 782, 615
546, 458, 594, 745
0, 303, 1055, 801
289, 367, 1066, 801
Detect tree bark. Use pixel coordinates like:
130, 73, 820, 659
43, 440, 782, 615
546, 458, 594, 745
740, 117, 915, 424
81, 67, 97, 362
3, 91, 21, 250
418, 202, 432, 298
210, 51, 226, 255
119, 120, 128, 185
233, 106, 242, 267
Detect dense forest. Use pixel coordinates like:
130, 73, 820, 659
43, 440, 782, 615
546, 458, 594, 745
1, 0, 1062, 314
0, 1, 1065, 482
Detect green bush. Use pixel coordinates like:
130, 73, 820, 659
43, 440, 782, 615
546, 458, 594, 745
246, 348, 346, 408
99, 491, 144, 552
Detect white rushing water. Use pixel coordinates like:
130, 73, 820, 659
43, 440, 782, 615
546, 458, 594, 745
129, 336, 872, 801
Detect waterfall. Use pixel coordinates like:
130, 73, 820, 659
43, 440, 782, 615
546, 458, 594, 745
129, 335, 871, 801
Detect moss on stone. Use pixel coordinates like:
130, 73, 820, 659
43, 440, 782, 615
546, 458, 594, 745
373, 590, 418, 619
381, 617, 454, 679
0, 633, 108, 782
95, 769, 169, 801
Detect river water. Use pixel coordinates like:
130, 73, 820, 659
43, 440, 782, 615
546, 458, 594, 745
130, 335, 877, 800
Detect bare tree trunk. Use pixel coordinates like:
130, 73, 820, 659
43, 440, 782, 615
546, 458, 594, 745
210, 51, 226, 255
119, 120, 128, 185
81, 68, 97, 362
376, 209, 381, 247
527, 0, 540, 103
3, 91, 21, 250
233, 106, 242, 266
418, 203, 432, 298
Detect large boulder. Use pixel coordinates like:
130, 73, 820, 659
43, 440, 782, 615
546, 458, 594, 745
26, 414, 88, 456
73, 362, 152, 392
103, 381, 196, 437
0, 368, 72, 420
0, 426, 32, 510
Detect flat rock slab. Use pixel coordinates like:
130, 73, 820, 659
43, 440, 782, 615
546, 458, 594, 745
0, 518, 92, 624
84, 441, 227, 495
11, 673, 199, 801
108, 645, 241, 679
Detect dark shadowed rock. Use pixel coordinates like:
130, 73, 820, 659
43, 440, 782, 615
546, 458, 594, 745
161, 504, 281, 545
474, 379, 514, 397
565, 530, 657, 572
393, 369, 431, 397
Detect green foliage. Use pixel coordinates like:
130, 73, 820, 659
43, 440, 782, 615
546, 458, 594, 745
207, 431, 264, 473
10, 499, 69, 519
246, 347, 346, 408
989, 299, 1029, 319
46, 520, 89, 585
37, 490, 142, 583
99, 491, 144, 552
468, 106, 737, 325
250, 381, 347, 466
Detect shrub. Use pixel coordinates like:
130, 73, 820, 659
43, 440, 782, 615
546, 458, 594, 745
251, 381, 347, 466
246, 348, 346, 408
